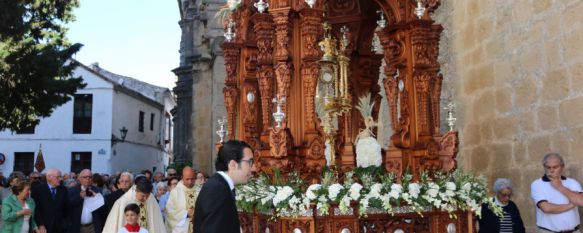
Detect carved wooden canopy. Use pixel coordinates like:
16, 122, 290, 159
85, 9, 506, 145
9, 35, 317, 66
220, 0, 457, 181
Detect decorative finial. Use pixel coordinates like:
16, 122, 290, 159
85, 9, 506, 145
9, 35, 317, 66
305, 0, 316, 8
376, 10, 386, 28
254, 0, 269, 13
224, 18, 236, 42
414, 0, 426, 19
272, 96, 286, 128
340, 26, 349, 52
445, 102, 457, 131
216, 117, 227, 143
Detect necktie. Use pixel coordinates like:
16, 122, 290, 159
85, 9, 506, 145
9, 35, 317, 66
50, 187, 56, 199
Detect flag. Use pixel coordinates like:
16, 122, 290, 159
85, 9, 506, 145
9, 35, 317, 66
35, 149, 46, 172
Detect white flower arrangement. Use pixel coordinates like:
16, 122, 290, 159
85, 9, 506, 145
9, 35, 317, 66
236, 169, 502, 220
355, 93, 383, 168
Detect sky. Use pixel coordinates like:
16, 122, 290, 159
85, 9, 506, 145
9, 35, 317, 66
67, 0, 181, 89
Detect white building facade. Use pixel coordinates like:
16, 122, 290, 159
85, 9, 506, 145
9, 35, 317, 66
0, 63, 175, 175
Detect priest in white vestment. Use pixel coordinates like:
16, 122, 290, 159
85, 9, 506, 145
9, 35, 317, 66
103, 178, 167, 233
166, 167, 201, 233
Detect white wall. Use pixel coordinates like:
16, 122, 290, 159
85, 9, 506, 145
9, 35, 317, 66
0, 65, 172, 175
0, 66, 114, 174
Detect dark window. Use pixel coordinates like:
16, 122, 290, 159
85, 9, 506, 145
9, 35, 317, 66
139, 111, 145, 132
73, 94, 93, 134
13, 152, 34, 175
16, 125, 35, 134
150, 113, 155, 131
70, 152, 91, 174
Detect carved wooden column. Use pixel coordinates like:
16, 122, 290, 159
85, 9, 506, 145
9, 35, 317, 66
271, 9, 293, 127
299, 8, 322, 137
252, 13, 275, 138
222, 42, 241, 139
266, 8, 295, 166
298, 7, 327, 181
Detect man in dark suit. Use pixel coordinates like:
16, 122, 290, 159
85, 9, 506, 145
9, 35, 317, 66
68, 169, 105, 233
32, 168, 69, 233
193, 140, 256, 233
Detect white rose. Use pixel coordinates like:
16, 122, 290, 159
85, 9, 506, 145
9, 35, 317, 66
462, 183, 471, 192
273, 186, 294, 206
389, 183, 402, 199
306, 184, 321, 200
369, 183, 383, 197
328, 183, 344, 200
445, 182, 456, 191
349, 183, 363, 200
408, 183, 421, 198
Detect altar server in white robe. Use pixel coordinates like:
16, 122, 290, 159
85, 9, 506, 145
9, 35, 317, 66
166, 167, 201, 233
103, 177, 167, 233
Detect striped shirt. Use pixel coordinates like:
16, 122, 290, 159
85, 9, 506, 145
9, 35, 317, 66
499, 209, 513, 233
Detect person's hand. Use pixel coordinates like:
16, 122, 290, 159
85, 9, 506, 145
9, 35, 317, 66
187, 208, 194, 218
37, 225, 47, 233
550, 176, 564, 190
19, 209, 33, 216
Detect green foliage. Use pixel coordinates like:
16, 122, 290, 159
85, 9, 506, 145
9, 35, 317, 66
0, 0, 85, 131
167, 160, 193, 174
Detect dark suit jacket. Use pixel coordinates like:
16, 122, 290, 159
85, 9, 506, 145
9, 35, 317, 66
31, 182, 69, 233
478, 199, 525, 233
67, 185, 105, 233
193, 173, 240, 233
103, 189, 125, 217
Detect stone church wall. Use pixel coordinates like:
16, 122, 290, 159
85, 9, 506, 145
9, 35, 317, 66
434, 0, 583, 230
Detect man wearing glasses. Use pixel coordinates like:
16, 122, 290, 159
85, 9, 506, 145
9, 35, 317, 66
531, 153, 582, 233
29, 172, 42, 186
193, 140, 256, 233
32, 168, 69, 233
167, 168, 177, 179
68, 169, 105, 233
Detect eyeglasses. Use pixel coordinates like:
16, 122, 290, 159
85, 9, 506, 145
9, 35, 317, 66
168, 173, 176, 176
79, 176, 91, 179
499, 192, 512, 198
240, 159, 254, 166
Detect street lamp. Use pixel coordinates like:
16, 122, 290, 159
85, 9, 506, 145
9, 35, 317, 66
111, 126, 128, 146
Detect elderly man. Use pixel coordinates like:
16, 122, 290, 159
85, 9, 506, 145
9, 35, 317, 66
166, 167, 200, 233
32, 168, 69, 233
531, 153, 581, 233
193, 140, 256, 233
103, 178, 167, 233
68, 169, 105, 233
104, 172, 133, 216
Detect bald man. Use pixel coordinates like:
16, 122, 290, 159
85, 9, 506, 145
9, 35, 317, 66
32, 168, 68, 233
165, 167, 200, 233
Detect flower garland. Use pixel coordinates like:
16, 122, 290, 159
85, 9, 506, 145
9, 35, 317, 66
236, 168, 503, 219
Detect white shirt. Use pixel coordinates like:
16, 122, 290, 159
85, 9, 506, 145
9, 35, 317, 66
531, 176, 582, 231
21, 202, 30, 233
217, 171, 234, 191
81, 186, 93, 224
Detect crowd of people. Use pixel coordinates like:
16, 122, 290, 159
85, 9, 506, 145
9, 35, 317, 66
6, 141, 583, 233
0, 166, 207, 233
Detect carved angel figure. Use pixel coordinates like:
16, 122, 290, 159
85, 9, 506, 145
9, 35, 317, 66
355, 93, 382, 167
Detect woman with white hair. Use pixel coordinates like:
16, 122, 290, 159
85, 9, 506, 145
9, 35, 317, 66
478, 178, 525, 233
